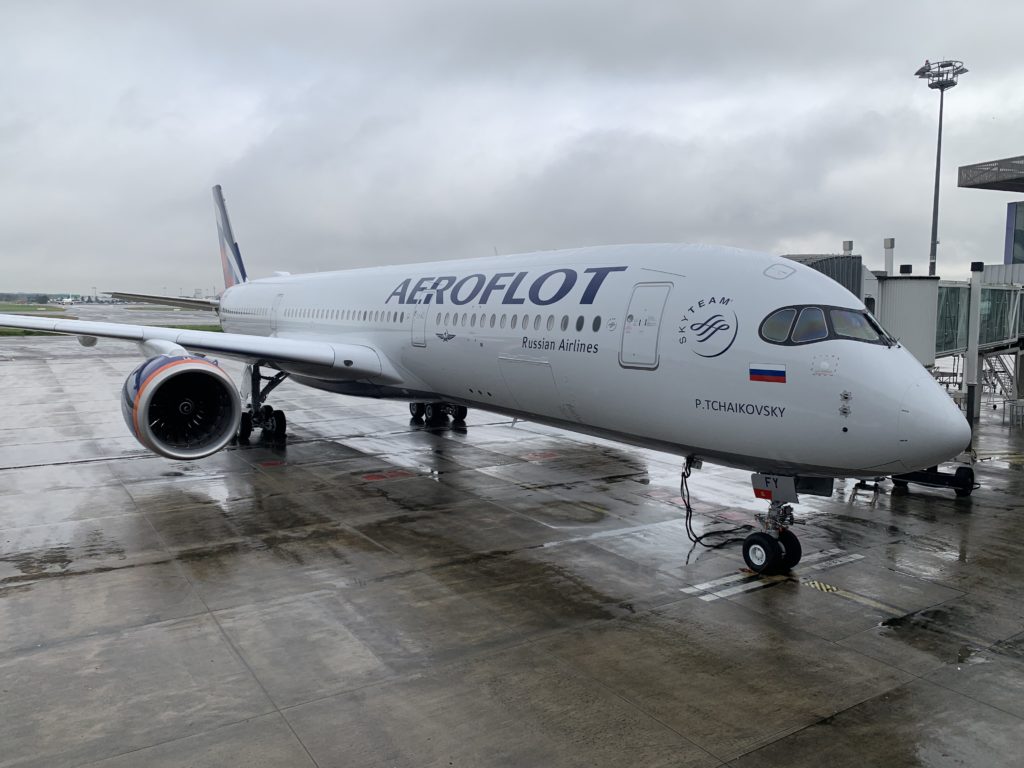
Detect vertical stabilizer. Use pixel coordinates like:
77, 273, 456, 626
213, 185, 248, 290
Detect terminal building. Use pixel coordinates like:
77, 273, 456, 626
785, 154, 1024, 416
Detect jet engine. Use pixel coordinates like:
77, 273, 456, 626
121, 354, 241, 460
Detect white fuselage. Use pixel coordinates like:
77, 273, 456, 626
218, 243, 969, 478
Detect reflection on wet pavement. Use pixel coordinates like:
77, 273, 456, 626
1, 330, 1023, 767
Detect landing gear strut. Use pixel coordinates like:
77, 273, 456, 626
237, 364, 289, 441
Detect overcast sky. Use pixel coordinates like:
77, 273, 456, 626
3, 1, 1023, 294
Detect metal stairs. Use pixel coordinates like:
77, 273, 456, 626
985, 354, 1017, 398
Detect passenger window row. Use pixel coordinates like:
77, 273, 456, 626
760, 305, 892, 346
232, 305, 606, 336
283, 308, 408, 324
436, 312, 603, 333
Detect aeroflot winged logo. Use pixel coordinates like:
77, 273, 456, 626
385, 266, 628, 306
678, 295, 738, 358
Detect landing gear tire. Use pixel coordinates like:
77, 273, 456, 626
238, 412, 253, 442
954, 466, 975, 498
743, 532, 783, 575
271, 409, 287, 438
777, 528, 802, 570
409, 402, 425, 419
453, 405, 468, 422
424, 403, 446, 423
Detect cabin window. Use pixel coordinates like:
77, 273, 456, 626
761, 308, 797, 343
500, 314, 506, 329
759, 304, 891, 346
490, 314, 496, 328
546, 315, 554, 331
533, 315, 541, 331
831, 309, 881, 341
791, 307, 828, 343
561, 315, 569, 331
511, 315, 518, 330
576, 316, 584, 332
592, 316, 601, 332
471, 314, 477, 328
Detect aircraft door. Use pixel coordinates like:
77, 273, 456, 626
619, 283, 672, 369
270, 293, 284, 334
411, 308, 427, 347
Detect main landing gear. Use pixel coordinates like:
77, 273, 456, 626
237, 364, 289, 441
409, 402, 468, 424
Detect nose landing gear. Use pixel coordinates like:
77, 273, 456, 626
677, 461, 810, 573
742, 499, 803, 575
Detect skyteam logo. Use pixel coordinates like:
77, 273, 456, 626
678, 295, 738, 358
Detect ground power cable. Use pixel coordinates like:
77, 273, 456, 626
681, 459, 752, 550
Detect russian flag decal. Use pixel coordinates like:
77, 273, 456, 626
749, 364, 787, 383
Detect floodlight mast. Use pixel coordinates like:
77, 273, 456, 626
915, 59, 968, 276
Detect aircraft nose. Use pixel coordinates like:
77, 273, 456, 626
897, 381, 971, 471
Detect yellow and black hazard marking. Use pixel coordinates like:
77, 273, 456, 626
799, 577, 903, 614
801, 579, 839, 593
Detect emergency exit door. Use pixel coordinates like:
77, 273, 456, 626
270, 293, 284, 334
411, 308, 427, 347
619, 283, 671, 369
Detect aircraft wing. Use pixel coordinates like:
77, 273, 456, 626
0, 313, 394, 380
107, 292, 219, 311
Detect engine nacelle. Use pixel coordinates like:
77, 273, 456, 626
121, 354, 241, 460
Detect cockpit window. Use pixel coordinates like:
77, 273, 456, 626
830, 309, 880, 341
758, 304, 892, 346
791, 307, 828, 343
761, 308, 797, 342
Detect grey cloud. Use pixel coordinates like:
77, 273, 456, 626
2, 1, 1023, 292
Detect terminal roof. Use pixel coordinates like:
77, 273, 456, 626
958, 155, 1024, 192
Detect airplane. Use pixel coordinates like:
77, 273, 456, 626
58, 297, 75, 306
0, 185, 972, 575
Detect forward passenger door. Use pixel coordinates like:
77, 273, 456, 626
619, 283, 672, 369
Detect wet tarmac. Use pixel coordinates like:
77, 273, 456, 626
2, 325, 1024, 767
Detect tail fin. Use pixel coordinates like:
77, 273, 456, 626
213, 185, 248, 290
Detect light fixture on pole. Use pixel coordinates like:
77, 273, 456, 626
915, 59, 967, 277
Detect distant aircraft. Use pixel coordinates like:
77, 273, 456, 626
58, 297, 74, 306
0, 186, 971, 574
